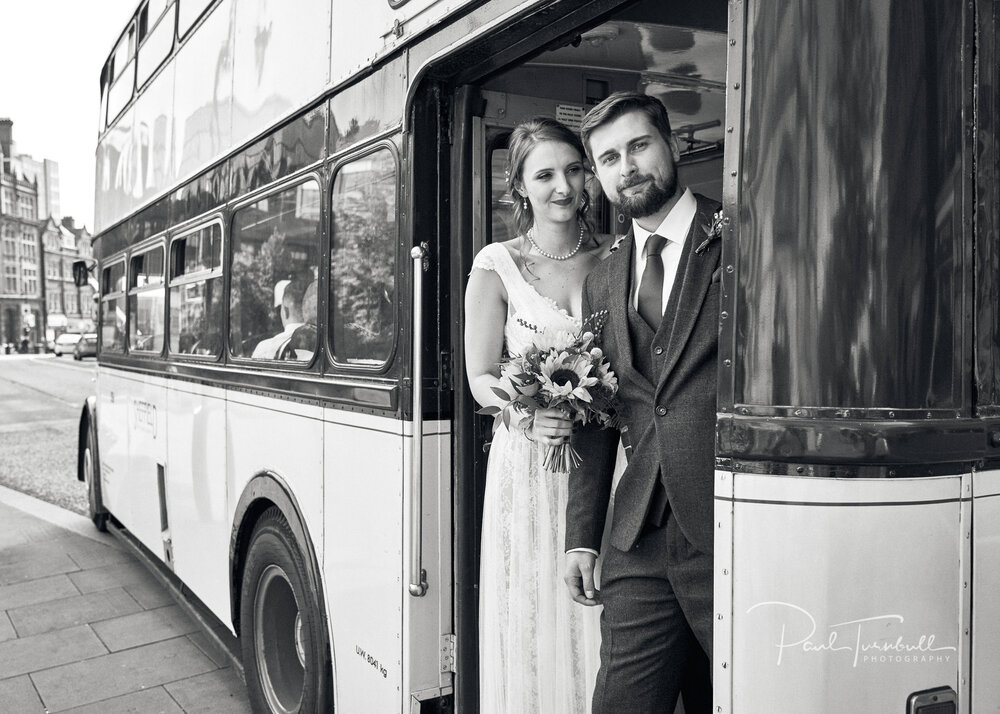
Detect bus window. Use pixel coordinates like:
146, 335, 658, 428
177, 0, 211, 39
230, 180, 321, 362
329, 148, 397, 367
136, 0, 175, 87
128, 246, 165, 353
106, 24, 136, 123
169, 223, 222, 356
100, 260, 127, 353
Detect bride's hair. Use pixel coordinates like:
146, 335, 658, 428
506, 117, 595, 240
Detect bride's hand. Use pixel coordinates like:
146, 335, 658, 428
532, 407, 573, 446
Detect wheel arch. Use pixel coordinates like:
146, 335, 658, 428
76, 396, 98, 483
229, 471, 328, 641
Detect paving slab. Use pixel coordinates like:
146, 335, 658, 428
57, 686, 185, 714
0, 486, 252, 713
9, 587, 142, 637
0, 673, 45, 712
32, 637, 219, 711
92, 604, 202, 652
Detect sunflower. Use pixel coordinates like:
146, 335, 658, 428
539, 351, 599, 402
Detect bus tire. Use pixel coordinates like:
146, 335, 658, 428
83, 421, 107, 532
240, 506, 332, 714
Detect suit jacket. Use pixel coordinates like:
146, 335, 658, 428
567, 193, 722, 556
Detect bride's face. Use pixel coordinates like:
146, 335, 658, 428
517, 141, 586, 227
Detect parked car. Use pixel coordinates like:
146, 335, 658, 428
73, 333, 98, 360
53, 332, 82, 356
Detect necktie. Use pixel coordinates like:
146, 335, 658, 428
637, 234, 667, 330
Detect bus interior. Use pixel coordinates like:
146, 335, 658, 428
449, 0, 729, 707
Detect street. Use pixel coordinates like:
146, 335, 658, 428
0, 353, 94, 515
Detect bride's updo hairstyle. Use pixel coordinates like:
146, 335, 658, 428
506, 117, 594, 238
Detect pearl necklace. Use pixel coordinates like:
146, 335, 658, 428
526, 223, 585, 261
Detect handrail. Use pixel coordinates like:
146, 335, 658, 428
408, 245, 428, 597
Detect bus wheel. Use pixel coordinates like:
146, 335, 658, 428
83, 423, 107, 532
240, 507, 331, 714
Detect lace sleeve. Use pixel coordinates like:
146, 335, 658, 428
470, 243, 501, 274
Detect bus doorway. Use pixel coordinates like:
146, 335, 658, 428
449, 0, 728, 710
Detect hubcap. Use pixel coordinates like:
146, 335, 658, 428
254, 564, 305, 714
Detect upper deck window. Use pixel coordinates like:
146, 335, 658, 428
178, 0, 212, 39
106, 22, 137, 124
137, 0, 176, 87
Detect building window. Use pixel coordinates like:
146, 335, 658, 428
22, 264, 37, 296
3, 264, 16, 293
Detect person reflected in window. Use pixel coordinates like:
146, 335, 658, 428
283, 280, 318, 361
252, 277, 309, 359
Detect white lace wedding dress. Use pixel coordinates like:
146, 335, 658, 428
474, 242, 603, 714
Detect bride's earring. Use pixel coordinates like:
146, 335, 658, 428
523, 197, 528, 211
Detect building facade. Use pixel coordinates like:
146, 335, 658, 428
0, 118, 68, 350
42, 216, 95, 339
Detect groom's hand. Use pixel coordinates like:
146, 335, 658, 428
565, 551, 600, 606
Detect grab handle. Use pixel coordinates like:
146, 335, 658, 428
408, 245, 428, 597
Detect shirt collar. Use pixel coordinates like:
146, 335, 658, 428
633, 187, 696, 258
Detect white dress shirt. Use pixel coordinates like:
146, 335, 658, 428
631, 187, 697, 314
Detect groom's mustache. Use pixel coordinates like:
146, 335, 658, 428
617, 173, 654, 192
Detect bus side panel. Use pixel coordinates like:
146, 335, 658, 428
323, 410, 405, 713
171, 0, 234, 185
230, 0, 330, 149
329, 0, 480, 87
972, 469, 1000, 710
226, 394, 326, 570
723, 474, 964, 712
96, 368, 131, 526
165, 380, 231, 624
121, 372, 170, 559
403, 427, 453, 703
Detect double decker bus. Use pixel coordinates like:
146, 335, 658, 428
75, 0, 997, 712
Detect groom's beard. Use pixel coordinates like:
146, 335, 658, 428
615, 171, 678, 219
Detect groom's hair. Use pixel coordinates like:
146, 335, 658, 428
580, 92, 673, 163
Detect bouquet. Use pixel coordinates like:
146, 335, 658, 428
478, 311, 619, 473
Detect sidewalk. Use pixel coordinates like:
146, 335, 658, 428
0, 485, 252, 713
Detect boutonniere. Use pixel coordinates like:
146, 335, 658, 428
695, 209, 724, 255
607, 235, 627, 254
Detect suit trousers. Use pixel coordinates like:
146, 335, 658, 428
592, 514, 714, 714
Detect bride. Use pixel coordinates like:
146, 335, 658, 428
465, 117, 610, 713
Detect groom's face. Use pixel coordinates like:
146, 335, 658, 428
587, 110, 679, 219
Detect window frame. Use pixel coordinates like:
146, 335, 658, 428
100, 257, 128, 355
326, 141, 401, 374
167, 217, 225, 360
227, 173, 324, 368
127, 241, 167, 356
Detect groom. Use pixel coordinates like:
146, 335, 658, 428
565, 92, 720, 713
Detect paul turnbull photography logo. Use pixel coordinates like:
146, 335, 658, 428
747, 601, 957, 667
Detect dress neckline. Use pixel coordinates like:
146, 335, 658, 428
495, 242, 581, 323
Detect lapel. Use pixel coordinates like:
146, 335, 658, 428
605, 229, 655, 394
656, 195, 721, 393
